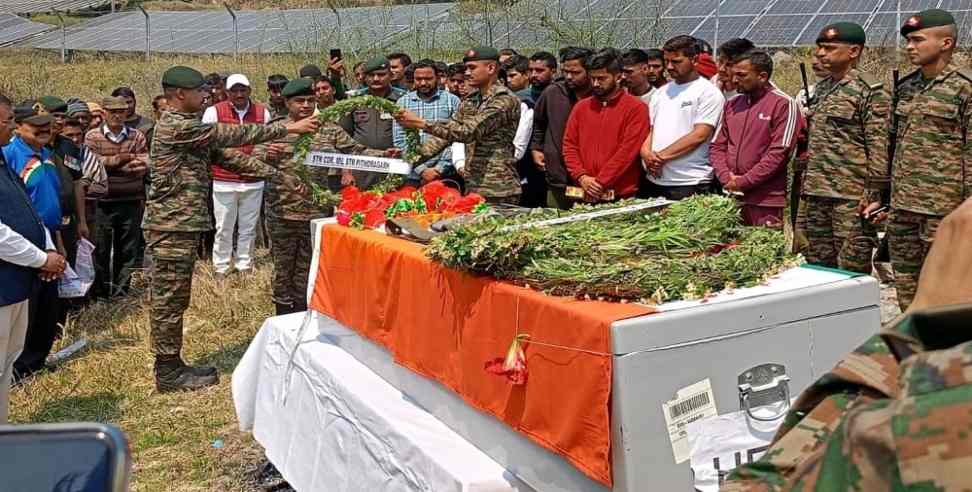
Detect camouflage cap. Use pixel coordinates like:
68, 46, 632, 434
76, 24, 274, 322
38, 95, 67, 113
363, 56, 390, 74
14, 99, 54, 125
101, 96, 129, 111
816, 22, 866, 46
162, 66, 205, 89
901, 9, 956, 37
281, 77, 315, 98
463, 46, 500, 63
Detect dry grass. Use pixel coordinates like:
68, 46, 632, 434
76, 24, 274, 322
9, 252, 278, 491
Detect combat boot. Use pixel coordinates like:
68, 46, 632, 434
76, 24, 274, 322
155, 355, 218, 393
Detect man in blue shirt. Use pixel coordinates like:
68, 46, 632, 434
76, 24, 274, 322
393, 59, 461, 187
2, 100, 65, 380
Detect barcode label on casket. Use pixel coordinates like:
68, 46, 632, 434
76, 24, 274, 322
670, 391, 711, 419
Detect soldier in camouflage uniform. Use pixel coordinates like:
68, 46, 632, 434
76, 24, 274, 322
801, 23, 890, 275
253, 78, 397, 316
396, 47, 522, 204
881, 9, 972, 312
724, 195, 972, 491
145, 66, 318, 392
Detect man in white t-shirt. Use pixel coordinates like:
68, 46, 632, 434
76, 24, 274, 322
640, 35, 725, 200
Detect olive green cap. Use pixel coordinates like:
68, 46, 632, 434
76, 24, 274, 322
462, 46, 500, 63
14, 100, 54, 125
281, 77, 315, 98
162, 66, 205, 89
38, 95, 67, 113
816, 22, 866, 46
901, 9, 956, 37
101, 96, 128, 111
362, 56, 390, 74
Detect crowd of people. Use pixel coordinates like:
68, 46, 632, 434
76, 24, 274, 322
0, 6, 970, 487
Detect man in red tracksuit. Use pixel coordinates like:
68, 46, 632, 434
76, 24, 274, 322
711, 50, 804, 226
563, 49, 650, 203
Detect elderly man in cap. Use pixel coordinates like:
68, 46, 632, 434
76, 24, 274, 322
111, 87, 154, 139
339, 56, 406, 190
267, 74, 289, 119
800, 22, 889, 276
397, 47, 522, 203
3, 100, 70, 380
201, 74, 272, 277
147, 65, 318, 392
85, 96, 149, 299
0, 94, 65, 421
870, 9, 972, 311
254, 78, 398, 315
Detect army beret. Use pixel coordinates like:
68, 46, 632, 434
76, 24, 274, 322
101, 96, 128, 111
816, 22, 866, 46
14, 99, 54, 125
38, 95, 67, 113
901, 9, 956, 37
298, 64, 323, 79
362, 56, 390, 74
281, 77, 315, 98
162, 66, 205, 89
463, 46, 500, 63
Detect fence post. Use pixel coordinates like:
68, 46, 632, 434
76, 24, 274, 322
138, 6, 149, 61
56, 11, 65, 63
224, 3, 239, 62
714, 0, 720, 50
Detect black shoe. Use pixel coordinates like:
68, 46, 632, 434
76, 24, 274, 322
155, 356, 218, 393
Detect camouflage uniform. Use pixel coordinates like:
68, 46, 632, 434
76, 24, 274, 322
888, 62, 972, 310
724, 308, 972, 491
801, 68, 889, 274
418, 83, 521, 202
144, 111, 286, 356
254, 117, 386, 311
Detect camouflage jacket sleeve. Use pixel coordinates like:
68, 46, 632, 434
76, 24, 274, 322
862, 82, 891, 199
723, 331, 902, 491
963, 93, 972, 202
211, 148, 279, 180
203, 121, 288, 150
423, 93, 519, 145
416, 134, 452, 165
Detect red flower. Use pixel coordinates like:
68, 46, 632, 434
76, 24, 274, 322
484, 334, 530, 386
336, 210, 352, 226
363, 208, 386, 228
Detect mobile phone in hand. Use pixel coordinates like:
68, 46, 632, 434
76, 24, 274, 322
330, 49, 342, 62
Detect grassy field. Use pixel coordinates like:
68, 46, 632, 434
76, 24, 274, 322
9, 255, 275, 491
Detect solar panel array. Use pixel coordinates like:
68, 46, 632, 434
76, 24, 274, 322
0, 0, 111, 14
0, 12, 53, 46
12, 0, 972, 54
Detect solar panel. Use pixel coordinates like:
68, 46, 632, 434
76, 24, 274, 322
795, 13, 870, 44
938, 0, 972, 11
739, 14, 810, 46
666, 0, 718, 17
692, 15, 758, 43
0, 0, 111, 14
878, 0, 941, 12
0, 12, 53, 45
820, 0, 880, 13
766, 0, 823, 15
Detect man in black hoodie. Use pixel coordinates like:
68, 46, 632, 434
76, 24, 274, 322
529, 47, 593, 209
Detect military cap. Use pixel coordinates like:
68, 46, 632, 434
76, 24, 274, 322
463, 46, 500, 63
901, 9, 956, 37
816, 22, 866, 46
14, 99, 54, 125
162, 66, 205, 89
299, 64, 323, 78
362, 56, 390, 74
281, 77, 315, 98
38, 95, 67, 113
101, 96, 128, 111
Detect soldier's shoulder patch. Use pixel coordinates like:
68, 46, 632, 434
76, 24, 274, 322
858, 71, 883, 91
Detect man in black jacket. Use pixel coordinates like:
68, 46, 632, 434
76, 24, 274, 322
0, 94, 65, 421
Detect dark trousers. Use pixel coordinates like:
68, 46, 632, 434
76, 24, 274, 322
639, 181, 714, 201
518, 159, 547, 208
14, 280, 64, 377
94, 200, 145, 298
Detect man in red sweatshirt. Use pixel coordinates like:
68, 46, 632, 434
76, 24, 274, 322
563, 49, 650, 203
711, 50, 803, 226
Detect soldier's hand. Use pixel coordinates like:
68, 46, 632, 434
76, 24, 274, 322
861, 201, 888, 224
265, 143, 287, 161
908, 197, 972, 314
281, 174, 306, 195
420, 168, 440, 184
531, 150, 546, 170
286, 117, 321, 135
395, 110, 426, 130
384, 148, 401, 158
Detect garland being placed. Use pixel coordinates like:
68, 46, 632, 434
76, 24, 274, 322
290, 96, 420, 209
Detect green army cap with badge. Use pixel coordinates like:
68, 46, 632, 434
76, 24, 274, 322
362, 56, 390, 74
463, 46, 500, 63
901, 9, 956, 37
14, 99, 54, 125
281, 77, 315, 98
38, 95, 67, 113
162, 66, 206, 89
816, 22, 867, 46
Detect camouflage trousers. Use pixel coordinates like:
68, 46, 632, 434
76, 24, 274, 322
145, 230, 200, 357
268, 218, 313, 311
887, 209, 942, 312
802, 195, 877, 274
